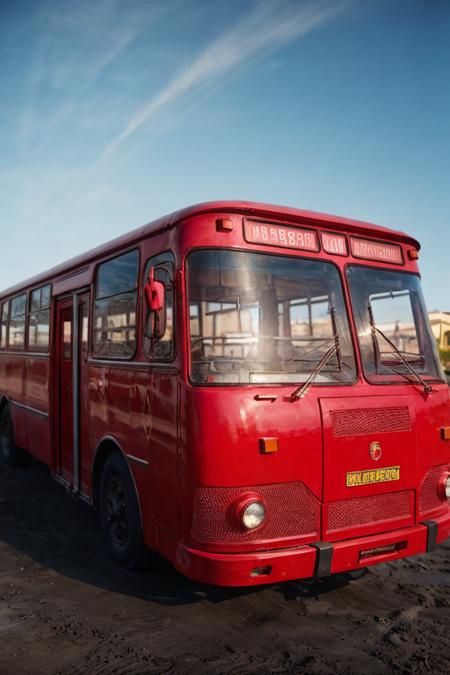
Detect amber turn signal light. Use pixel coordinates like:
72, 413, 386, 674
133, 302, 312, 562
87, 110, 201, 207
259, 437, 279, 454
441, 427, 450, 441
216, 218, 234, 232
408, 249, 419, 261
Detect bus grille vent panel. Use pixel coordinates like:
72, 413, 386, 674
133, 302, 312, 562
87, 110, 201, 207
419, 465, 446, 514
330, 407, 411, 437
327, 491, 412, 532
191, 482, 320, 545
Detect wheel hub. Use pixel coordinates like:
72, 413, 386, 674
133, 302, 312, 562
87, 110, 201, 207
105, 475, 130, 547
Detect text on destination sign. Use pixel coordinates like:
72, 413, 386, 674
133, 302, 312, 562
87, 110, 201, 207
244, 220, 319, 252
350, 237, 403, 265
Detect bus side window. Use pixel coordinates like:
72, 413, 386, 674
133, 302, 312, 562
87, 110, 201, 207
92, 249, 139, 360
63, 320, 72, 359
9, 294, 27, 350
143, 254, 175, 361
81, 301, 89, 356
28, 284, 51, 353
0, 301, 9, 349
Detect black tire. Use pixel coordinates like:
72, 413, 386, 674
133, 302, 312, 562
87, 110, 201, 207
99, 451, 151, 570
0, 405, 25, 467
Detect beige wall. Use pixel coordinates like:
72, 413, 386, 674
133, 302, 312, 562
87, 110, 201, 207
429, 312, 450, 350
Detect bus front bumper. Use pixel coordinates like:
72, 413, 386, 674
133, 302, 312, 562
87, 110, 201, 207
175, 511, 450, 587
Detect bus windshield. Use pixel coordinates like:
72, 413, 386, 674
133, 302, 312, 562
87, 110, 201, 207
347, 266, 444, 383
187, 249, 356, 385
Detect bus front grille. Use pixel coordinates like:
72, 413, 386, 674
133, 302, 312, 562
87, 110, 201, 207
419, 465, 447, 515
325, 490, 413, 536
191, 481, 320, 545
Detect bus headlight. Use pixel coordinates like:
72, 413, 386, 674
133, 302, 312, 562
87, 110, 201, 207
438, 472, 450, 500
241, 501, 266, 530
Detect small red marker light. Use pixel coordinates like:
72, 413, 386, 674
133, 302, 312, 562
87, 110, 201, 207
259, 437, 278, 454
408, 249, 419, 261
216, 218, 234, 232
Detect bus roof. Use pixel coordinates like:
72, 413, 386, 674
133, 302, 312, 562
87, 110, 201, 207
0, 200, 420, 298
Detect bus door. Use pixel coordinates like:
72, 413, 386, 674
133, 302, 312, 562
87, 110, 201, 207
57, 298, 73, 482
55, 292, 90, 491
78, 293, 90, 494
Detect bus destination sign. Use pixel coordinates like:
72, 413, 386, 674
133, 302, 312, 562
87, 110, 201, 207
350, 237, 403, 265
321, 232, 347, 256
244, 220, 319, 252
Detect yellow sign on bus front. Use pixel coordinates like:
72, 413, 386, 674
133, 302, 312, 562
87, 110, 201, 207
346, 466, 400, 488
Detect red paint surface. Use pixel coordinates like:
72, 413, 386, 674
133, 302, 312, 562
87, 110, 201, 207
0, 201, 449, 586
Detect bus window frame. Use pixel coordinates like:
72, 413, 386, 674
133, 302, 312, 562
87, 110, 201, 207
344, 262, 445, 386
185, 246, 359, 388
8, 292, 28, 352
0, 299, 10, 350
91, 247, 141, 362
27, 283, 52, 355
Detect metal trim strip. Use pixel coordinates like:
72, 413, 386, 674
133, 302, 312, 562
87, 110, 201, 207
88, 358, 178, 373
0, 351, 49, 359
126, 454, 149, 468
10, 400, 49, 419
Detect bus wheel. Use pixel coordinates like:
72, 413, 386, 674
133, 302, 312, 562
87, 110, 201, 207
99, 452, 151, 570
0, 406, 23, 467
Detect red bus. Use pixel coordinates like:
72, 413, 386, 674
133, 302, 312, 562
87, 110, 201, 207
0, 201, 449, 586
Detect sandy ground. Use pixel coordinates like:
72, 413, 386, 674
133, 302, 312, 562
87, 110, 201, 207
0, 460, 449, 675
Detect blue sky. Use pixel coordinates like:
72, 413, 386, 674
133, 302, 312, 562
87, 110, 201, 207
1, 0, 449, 309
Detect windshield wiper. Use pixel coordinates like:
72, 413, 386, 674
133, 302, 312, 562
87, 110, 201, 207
289, 342, 339, 401
368, 304, 432, 394
289, 305, 343, 401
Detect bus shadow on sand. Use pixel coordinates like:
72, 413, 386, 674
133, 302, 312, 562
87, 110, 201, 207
0, 459, 360, 607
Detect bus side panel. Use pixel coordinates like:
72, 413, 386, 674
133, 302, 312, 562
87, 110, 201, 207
9, 402, 27, 450
143, 371, 179, 560
25, 357, 51, 465
88, 364, 179, 559
25, 414, 51, 465
1, 355, 27, 448
1, 355, 26, 406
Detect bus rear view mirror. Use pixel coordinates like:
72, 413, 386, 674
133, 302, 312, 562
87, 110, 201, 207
144, 268, 165, 312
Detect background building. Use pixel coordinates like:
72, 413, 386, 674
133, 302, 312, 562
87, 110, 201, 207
429, 312, 450, 351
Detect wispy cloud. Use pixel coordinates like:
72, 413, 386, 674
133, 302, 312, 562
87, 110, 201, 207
27, 0, 360, 232
20, 0, 181, 138
103, 0, 359, 160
